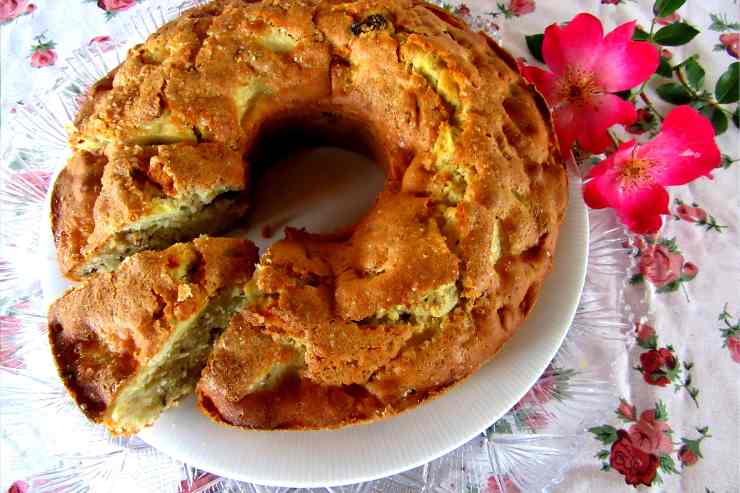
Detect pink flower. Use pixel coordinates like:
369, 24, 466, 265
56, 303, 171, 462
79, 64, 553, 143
517, 372, 556, 406
675, 203, 707, 223
639, 243, 683, 288
7, 481, 29, 493
508, 0, 534, 16
681, 262, 698, 280
30, 47, 56, 68
487, 475, 519, 493
627, 409, 673, 455
635, 323, 656, 345
719, 33, 739, 59
179, 473, 219, 493
521, 14, 658, 153
617, 398, 637, 421
0, 315, 23, 368
601, 0, 621, 4
660, 48, 673, 60
89, 35, 116, 52
583, 106, 720, 233
727, 336, 740, 364
524, 411, 549, 430
656, 12, 680, 26
0, 0, 34, 21
678, 445, 698, 466
454, 4, 470, 17
97, 0, 135, 12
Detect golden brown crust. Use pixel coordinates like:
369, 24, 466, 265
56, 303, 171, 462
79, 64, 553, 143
52, 142, 250, 279
48, 237, 258, 428
56, 0, 568, 429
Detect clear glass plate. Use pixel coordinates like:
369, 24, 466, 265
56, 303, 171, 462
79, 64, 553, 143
0, 1, 630, 491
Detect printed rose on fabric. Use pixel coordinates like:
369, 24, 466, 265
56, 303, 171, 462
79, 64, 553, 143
6, 480, 29, 493
29, 33, 57, 69
488, 0, 535, 19
178, 473, 220, 493
632, 323, 700, 405
719, 33, 739, 58
638, 348, 677, 387
609, 430, 659, 486
89, 35, 117, 52
635, 323, 657, 349
0, 315, 24, 368
591, 400, 704, 488
520, 13, 658, 153
629, 237, 697, 293
678, 427, 711, 468
486, 474, 520, 493
718, 304, 740, 364
672, 198, 726, 232
600, 0, 621, 5
0, 0, 35, 23
96, 0, 136, 12
628, 410, 673, 455
583, 106, 721, 234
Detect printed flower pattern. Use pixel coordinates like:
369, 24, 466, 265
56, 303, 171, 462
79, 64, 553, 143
0, 0, 35, 23
629, 237, 697, 293
718, 304, 740, 364
591, 400, 710, 488
29, 33, 57, 68
488, 0, 535, 19
672, 198, 726, 232
634, 323, 699, 405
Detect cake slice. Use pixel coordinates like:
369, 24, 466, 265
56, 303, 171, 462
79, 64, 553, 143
52, 142, 249, 280
48, 236, 258, 435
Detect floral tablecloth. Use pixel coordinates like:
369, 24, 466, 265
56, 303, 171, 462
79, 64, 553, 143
1, 0, 738, 492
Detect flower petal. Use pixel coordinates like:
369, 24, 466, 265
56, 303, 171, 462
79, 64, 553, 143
577, 94, 637, 153
639, 106, 721, 186
583, 141, 636, 210
520, 65, 559, 104
542, 13, 604, 75
595, 21, 659, 92
617, 183, 669, 234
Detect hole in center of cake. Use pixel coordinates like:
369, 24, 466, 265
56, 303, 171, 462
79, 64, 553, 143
241, 107, 387, 251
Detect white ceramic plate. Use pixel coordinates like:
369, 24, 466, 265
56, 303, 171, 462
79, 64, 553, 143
41, 148, 588, 488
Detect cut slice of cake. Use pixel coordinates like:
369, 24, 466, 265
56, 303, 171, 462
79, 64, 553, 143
52, 142, 249, 280
48, 236, 258, 435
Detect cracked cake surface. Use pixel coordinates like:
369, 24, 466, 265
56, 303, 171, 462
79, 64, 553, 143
52, 0, 568, 430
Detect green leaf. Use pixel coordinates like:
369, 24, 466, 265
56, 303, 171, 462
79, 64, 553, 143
659, 454, 678, 474
657, 56, 673, 77
589, 425, 619, 445
708, 13, 740, 32
488, 418, 513, 435
656, 82, 694, 104
596, 449, 610, 460
654, 400, 669, 421
733, 107, 740, 128
653, 0, 686, 18
683, 58, 706, 90
615, 89, 632, 100
654, 22, 700, 46
633, 25, 651, 41
629, 273, 644, 285
715, 62, 739, 103
525, 34, 545, 63
656, 280, 681, 293
698, 104, 729, 135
